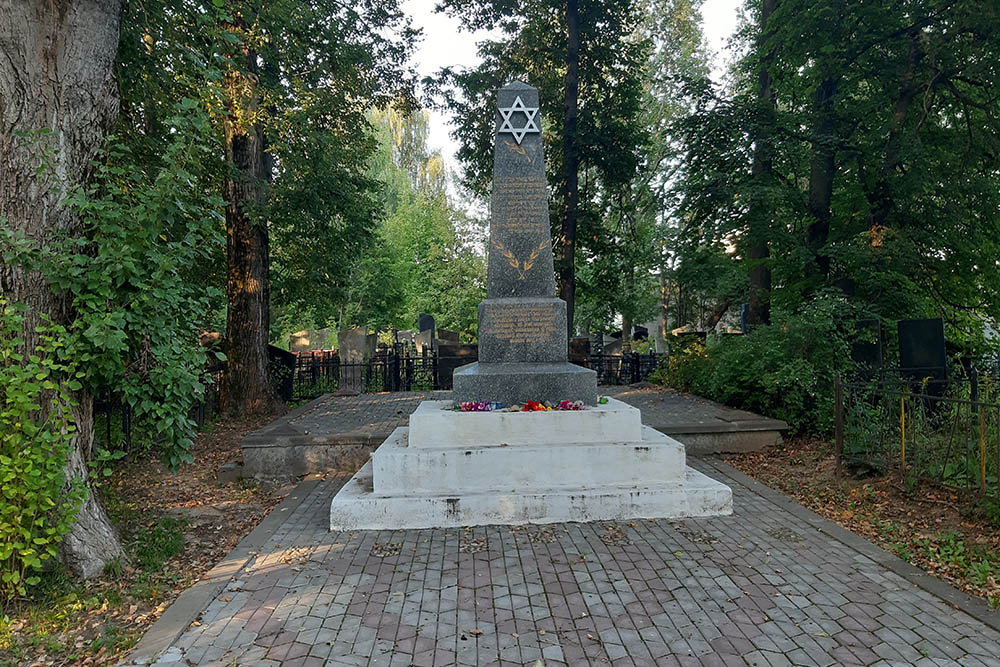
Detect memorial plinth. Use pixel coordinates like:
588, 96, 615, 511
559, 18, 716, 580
452, 81, 597, 407
329, 82, 731, 531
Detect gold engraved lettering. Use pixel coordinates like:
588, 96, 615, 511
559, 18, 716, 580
486, 306, 558, 344
492, 176, 549, 234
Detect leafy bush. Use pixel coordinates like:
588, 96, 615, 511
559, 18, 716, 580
652, 294, 854, 434
648, 336, 711, 392
0, 302, 85, 598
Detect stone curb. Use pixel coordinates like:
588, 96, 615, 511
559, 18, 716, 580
121, 477, 321, 665
699, 456, 1000, 634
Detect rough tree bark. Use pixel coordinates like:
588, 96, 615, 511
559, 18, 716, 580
658, 272, 671, 342
218, 16, 279, 416
747, 0, 776, 326
861, 33, 923, 231
0, 0, 126, 578
558, 0, 580, 337
804, 77, 838, 279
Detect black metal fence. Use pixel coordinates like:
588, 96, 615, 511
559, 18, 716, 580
292, 348, 665, 399
292, 347, 439, 399
93, 378, 221, 456
835, 374, 1000, 500
92, 349, 667, 449
587, 351, 663, 386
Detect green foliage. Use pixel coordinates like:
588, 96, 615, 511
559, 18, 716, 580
0, 303, 84, 599
653, 294, 854, 433
648, 336, 711, 393
326, 108, 486, 337
2, 105, 225, 470
131, 517, 186, 572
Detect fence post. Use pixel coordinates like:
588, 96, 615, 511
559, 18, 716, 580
980, 404, 987, 494
900, 395, 906, 468
835, 374, 843, 479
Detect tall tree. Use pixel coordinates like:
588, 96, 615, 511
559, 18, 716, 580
747, 0, 776, 325
218, 8, 278, 415
211, 0, 416, 413
0, 0, 126, 577
559, 0, 581, 335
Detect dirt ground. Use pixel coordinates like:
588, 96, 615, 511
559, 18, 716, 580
725, 437, 1000, 607
1, 414, 291, 667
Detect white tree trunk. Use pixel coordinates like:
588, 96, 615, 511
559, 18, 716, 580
0, 0, 126, 578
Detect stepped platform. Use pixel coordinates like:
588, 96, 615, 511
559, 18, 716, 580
328, 398, 732, 530
241, 386, 787, 479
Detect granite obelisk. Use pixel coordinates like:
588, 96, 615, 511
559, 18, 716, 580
454, 81, 597, 406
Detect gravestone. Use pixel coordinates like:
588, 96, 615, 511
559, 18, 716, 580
289, 330, 311, 353
569, 336, 591, 367
437, 343, 479, 389
437, 328, 460, 343
329, 81, 731, 531
396, 329, 416, 347
453, 81, 597, 406
898, 318, 946, 394
337, 327, 367, 395
418, 313, 435, 337
415, 330, 436, 356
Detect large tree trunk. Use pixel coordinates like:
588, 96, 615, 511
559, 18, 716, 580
747, 0, 776, 326
558, 0, 580, 337
218, 20, 279, 416
863, 34, 923, 231
804, 77, 838, 279
659, 272, 670, 343
0, 0, 126, 578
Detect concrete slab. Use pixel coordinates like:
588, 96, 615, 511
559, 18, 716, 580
241, 387, 788, 478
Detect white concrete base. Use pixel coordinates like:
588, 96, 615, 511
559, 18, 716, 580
330, 460, 732, 530
408, 397, 642, 447
372, 425, 685, 495
329, 399, 732, 530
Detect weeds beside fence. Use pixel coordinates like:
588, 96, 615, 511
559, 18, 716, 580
836, 374, 1000, 503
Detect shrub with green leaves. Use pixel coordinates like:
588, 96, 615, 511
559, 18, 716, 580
651, 293, 855, 434
0, 302, 85, 598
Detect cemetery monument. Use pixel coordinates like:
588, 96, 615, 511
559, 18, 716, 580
329, 82, 731, 529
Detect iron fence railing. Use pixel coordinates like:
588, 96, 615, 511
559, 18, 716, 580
835, 374, 1000, 500
585, 351, 663, 386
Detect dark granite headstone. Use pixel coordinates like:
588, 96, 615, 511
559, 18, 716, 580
569, 336, 592, 367
437, 343, 479, 389
437, 328, 460, 343
453, 81, 597, 405
898, 318, 946, 394
418, 313, 435, 337
337, 327, 367, 395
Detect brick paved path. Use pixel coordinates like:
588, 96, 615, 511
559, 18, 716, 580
138, 461, 1000, 666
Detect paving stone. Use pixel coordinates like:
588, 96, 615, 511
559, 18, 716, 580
119, 459, 1000, 667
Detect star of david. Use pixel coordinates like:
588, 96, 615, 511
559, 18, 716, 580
497, 95, 540, 145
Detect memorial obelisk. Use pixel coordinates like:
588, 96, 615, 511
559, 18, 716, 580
453, 81, 597, 406
328, 82, 732, 531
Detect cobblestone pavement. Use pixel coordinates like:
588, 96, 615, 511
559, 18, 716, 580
136, 460, 1000, 667
249, 386, 782, 448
